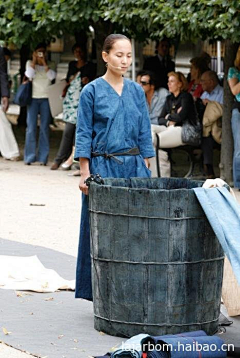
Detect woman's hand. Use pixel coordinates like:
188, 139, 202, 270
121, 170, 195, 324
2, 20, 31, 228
168, 121, 176, 126
202, 99, 211, 106
79, 158, 90, 195
79, 172, 90, 195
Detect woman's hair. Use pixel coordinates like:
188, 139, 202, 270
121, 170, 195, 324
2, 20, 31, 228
168, 71, 188, 91
103, 34, 131, 53
190, 57, 209, 77
34, 43, 47, 51
234, 46, 240, 70
199, 51, 211, 66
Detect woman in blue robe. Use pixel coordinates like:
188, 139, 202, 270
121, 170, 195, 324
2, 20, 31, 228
74, 34, 155, 300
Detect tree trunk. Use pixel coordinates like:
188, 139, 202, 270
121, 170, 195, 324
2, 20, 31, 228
220, 40, 239, 185
93, 21, 114, 77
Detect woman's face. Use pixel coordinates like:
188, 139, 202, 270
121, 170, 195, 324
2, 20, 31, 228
35, 47, 46, 61
168, 75, 182, 94
74, 47, 84, 61
103, 39, 132, 75
190, 64, 199, 81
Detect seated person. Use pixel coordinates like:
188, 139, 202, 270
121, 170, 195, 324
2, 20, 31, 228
139, 70, 169, 124
188, 57, 209, 100
143, 38, 175, 89
200, 70, 223, 178
152, 71, 198, 177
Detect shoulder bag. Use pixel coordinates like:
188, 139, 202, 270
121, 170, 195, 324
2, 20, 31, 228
181, 120, 202, 146
14, 80, 32, 107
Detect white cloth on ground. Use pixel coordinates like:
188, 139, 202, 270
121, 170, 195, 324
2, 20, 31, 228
0, 108, 20, 159
0, 255, 75, 293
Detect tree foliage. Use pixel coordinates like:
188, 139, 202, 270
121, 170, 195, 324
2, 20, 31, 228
1, 0, 240, 47
103, 0, 240, 42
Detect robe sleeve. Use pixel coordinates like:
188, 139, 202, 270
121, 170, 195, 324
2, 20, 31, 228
138, 90, 155, 158
74, 85, 94, 160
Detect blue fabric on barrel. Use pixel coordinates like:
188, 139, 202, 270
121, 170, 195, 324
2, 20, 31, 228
193, 187, 240, 285
147, 336, 227, 358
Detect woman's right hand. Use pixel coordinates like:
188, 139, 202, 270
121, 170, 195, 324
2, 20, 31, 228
79, 158, 90, 195
79, 172, 90, 195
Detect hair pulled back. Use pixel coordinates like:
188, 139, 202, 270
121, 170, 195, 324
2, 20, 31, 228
103, 34, 131, 53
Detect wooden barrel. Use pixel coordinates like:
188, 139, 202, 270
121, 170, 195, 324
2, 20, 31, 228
89, 178, 224, 337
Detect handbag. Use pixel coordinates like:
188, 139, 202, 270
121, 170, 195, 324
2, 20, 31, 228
13, 81, 32, 107
181, 120, 202, 146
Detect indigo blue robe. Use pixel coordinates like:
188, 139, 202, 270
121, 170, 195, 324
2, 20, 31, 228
74, 77, 155, 300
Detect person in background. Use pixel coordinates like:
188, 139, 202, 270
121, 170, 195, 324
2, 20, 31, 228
50, 44, 96, 171
0, 48, 20, 160
152, 71, 198, 177
187, 51, 211, 82
200, 70, 223, 179
75, 34, 154, 301
136, 70, 146, 84
188, 57, 209, 100
139, 70, 169, 125
228, 46, 240, 188
143, 38, 175, 89
64, 43, 96, 94
0, 46, 9, 112
24, 43, 56, 165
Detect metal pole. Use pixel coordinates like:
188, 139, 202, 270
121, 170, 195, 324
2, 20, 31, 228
131, 38, 136, 81
217, 41, 221, 74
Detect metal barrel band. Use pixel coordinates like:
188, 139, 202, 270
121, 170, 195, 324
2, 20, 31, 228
89, 209, 206, 220
94, 314, 220, 327
91, 255, 225, 265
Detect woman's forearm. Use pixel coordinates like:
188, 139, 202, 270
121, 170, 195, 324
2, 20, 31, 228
229, 80, 240, 96
79, 158, 90, 176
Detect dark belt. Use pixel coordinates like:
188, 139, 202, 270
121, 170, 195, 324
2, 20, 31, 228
91, 147, 140, 164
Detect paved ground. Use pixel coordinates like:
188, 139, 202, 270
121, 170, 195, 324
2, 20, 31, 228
0, 130, 80, 358
1, 125, 240, 357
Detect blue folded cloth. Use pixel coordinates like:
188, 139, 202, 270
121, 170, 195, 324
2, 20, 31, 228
147, 336, 226, 358
111, 334, 149, 358
193, 187, 240, 285
141, 330, 207, 350
96, 331, 226, 358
